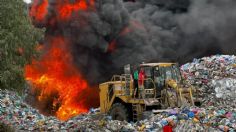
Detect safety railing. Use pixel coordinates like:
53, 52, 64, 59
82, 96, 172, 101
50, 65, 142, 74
122, 74, 132, 95
111, 75, 124, 81
110, 74, 132, 95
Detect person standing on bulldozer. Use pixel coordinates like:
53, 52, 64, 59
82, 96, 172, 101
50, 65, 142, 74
138, 68, 145, 98
133, 66, 139, 97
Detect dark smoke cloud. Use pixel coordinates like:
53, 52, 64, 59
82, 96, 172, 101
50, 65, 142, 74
116, 0, 236, 65
34, 0, 236, 84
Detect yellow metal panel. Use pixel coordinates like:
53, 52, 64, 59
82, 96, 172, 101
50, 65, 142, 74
118, 95, 145, 104
100, 80, 145, 114
99, 83, 109, 113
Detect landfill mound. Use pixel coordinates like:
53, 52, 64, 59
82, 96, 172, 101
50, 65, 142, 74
1, 55, 236, 131
181, 55, 236, 108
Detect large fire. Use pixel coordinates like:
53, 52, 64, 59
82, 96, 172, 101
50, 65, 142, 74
26, 0, 99, 121
25, 37, 98, 120
30, 0, 95, 22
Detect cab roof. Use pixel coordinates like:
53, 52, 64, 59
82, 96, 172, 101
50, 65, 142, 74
140, 63, 176, 67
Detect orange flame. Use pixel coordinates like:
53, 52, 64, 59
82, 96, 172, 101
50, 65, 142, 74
30, 0, 48, 22
107, 40, 116, 53
30, 0, 96, 22
25, 36, 98, 120
56, 0, 96, 20
27, 0, 99, 120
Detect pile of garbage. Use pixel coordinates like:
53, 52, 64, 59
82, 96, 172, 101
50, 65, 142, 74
181, 55, 236, 82
211, 78, 236, 99
0, 89, 131, 131
181, 55, 236, 108
1, 89, 236, 131
142, 107, 236, 131
1, 55, 236, 131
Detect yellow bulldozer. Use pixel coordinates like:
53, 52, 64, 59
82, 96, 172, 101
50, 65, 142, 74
99, 63, 197, 122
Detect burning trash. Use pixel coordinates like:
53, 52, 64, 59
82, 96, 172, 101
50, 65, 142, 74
23, 0, 236, 121
3, 0, 236, 131
25, 36, 99, 120
25, 0, 99, 120
1, 55, 236, 131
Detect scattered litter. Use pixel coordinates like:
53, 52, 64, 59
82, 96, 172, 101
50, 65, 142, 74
1, 55, 236, 131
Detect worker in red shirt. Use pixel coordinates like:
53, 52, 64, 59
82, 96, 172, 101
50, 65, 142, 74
138, 68, 145, 98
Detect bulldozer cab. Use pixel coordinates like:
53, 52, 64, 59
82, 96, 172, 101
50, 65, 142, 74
138, 63, 181, 97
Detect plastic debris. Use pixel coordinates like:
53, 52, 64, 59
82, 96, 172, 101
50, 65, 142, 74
1, 55, 236, 131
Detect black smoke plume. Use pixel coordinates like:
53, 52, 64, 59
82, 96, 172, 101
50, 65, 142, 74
31, 0, 236, 85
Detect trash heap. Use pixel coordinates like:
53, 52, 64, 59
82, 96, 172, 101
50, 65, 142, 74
0, 89, 132, 131
181, 55, 236, 108
1, 55, 236, 131
212, 78, 236, 99
2, 89, 236, 131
